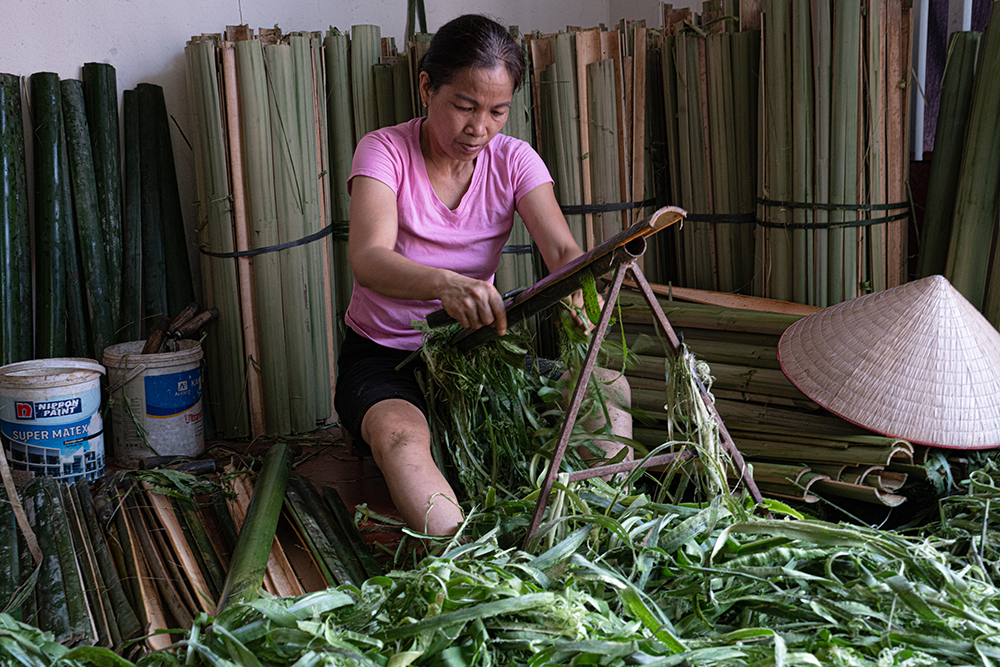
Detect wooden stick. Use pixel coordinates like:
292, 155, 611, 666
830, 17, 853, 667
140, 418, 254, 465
141, 315, 171, 354
622, 279, 820, 315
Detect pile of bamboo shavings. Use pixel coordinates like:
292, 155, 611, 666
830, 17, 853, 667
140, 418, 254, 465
616, 284, 950, 508
756, 0, 911, 307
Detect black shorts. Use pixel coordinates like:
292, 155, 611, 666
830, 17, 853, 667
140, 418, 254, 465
334, 328, 428, 443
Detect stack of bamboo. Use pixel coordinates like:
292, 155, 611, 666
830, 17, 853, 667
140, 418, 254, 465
755, 0, 911, 306
617, 285, 934, 507
5, 476, 141, 651
656, 2, 759, 294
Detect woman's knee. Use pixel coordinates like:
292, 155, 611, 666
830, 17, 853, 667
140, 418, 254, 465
361, 399, 431, 466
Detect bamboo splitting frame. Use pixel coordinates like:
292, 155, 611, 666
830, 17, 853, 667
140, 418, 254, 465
522, 214, 765, 546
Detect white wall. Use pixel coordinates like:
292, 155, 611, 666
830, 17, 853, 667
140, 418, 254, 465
2, 0, 667, 292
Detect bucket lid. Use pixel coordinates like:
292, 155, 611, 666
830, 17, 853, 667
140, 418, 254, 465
0, 358, 106, 389
777, 275, 1000, 449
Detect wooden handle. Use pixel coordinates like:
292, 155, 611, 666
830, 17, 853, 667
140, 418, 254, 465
141, 316, 171, 354
173, 308, 219, 339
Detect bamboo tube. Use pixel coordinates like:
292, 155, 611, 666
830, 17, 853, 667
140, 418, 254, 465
136, 83, 167, 326
31, 72, 68, 358
351, 24, 382, 142
62, 122, 90, 360
284, 474, 362, 586
321, 486, 383, 580
916, 32, 980, 279
217, 444, 294, 612
173, 496, 227, 598
121, 89, 142, 342
324, 29, 355, 361
221, 41, 266, 437
186, 36, 249, 438
236, 38, 292, 436
947, 4, 1000, 310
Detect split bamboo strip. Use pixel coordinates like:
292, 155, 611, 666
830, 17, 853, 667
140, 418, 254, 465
588, 59, 622, 244
810, 0, 832, 307
121, 89, 142, 342
790, 2, 813, 304
81, 63, 123, 327
264, 41, 316, 433
186, 36, 249, 438
948, 4, 1000, 311
576, 27, 602, 251
236, 37, 292, 436
864, 0, 886, 294
132, 493, 198, 625
31, 72, 67, 358
120, 506, 170, 651
60, 483, 114, 648
760, 0, 792, 301
373, 62, 395, 129
351, 25, 382, 142
142, 484, 214, 613
0, 74, 31, 362
553, 33, 586, 249
916, 32, 980, 279
392, 56, 414, 124
291, 32, 333, 425
221, 41, 266, 437
828, 0, 861, 303
324, 29, 355, 360
682, 31, 715, 289
38, 477, 93, 644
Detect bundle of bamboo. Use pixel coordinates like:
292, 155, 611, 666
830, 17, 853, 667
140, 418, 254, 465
756, 0, 911, 306
617, 285, 944, 508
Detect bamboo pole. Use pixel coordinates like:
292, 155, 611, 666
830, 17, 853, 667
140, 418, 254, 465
351, 25, 381, 142
588, 59, 622, 244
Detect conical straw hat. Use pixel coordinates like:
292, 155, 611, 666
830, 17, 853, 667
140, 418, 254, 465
777, 275, 1000, 449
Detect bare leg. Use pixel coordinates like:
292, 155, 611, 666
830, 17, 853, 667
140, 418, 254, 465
569, 367, 633, 475
361, 398, 464, 535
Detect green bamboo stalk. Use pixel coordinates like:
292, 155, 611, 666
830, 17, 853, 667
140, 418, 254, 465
236, 38, 292, 436
210, 489, 240, 558
948, 22, 1000, 303
0, 74, 29, 363
917, 32, 979, 279
588, 59, 622, 245
762, 0, 793, 301
351, 24, 382, 142
31, 72, 67, 358
171, 496, 224, 601
62, 79, 114, 360
324, 29, 355, 359
82, 63, 123, 327
373, 62, 395, 129
0, 483, 16, 614
23, 480, 71, 638
866, 0, 886, 294
73, 481, 140, 639
186, 36, 249, 438
62, 127, 90, 361
829, 0, 862, 304
217, 443, 293, 612
121, 89, 142, 342
265, 41, 317, 433
791, 2, 814, 305
11, 76, 31, 360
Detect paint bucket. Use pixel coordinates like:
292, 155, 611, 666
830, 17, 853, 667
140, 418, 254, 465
103, 340, 205, 469
0, 358, 106, 482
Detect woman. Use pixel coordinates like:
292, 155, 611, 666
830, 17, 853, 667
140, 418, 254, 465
335, 14, 630, 536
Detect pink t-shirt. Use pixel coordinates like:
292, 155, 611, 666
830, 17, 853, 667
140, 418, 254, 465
346, 117, 553, 350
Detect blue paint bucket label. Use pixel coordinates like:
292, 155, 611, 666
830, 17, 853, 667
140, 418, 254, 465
145, 368, 202, 418
0, 359, 106, 483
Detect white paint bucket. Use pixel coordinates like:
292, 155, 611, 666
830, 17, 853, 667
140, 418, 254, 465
0, 358, 106, 482
103, 340, 205, 468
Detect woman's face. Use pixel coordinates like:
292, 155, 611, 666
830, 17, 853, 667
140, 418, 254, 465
419, 65, 514, 163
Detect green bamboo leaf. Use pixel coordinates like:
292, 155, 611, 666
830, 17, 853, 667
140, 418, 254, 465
379, 593, 556, 641
619, 586, 686, 653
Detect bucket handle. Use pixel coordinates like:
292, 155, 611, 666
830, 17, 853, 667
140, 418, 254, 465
107, 364, 148, 395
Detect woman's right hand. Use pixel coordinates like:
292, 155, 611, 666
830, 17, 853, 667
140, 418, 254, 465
438, 273, 508, 335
